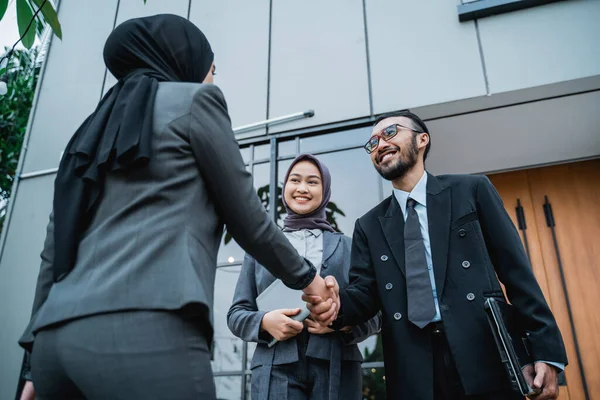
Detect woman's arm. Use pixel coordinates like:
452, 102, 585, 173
227, 255, 303, 344
227, 255, 270, 344
341, 311, 382, 345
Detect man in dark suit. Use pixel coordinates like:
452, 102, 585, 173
306, 110, 567, 400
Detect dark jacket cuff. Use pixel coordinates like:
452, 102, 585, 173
286, 259, 317, 290
22, 351, 32, 381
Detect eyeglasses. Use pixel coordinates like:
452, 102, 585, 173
364, 124, 423, 154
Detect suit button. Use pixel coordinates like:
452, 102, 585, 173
462, 261, 471, 269
393, 312, 402, 320
381, 255, 389, 262
459, 229, 467, 237
466, 293, 475, 301
385, 283, 393, 291
321, 262, 327, 269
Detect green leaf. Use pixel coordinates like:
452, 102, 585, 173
143, 0, 146, 3
0, 67, 5, 76
0, 0, 8, 22
30, 0, 62, 39
16, 0, 36, 49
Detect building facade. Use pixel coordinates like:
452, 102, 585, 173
1, 0, 599, 399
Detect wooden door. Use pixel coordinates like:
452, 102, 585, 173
488, 159, 600, 400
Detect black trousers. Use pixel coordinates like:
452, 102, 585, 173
430, 322, 524, 400
30, 309, 215, 400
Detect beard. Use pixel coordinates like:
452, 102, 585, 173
374, 135, 419, 181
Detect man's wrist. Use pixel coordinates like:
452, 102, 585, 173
328, 311, 345, 331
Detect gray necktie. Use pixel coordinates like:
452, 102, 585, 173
405, 198, 436, 328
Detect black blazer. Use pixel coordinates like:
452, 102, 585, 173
337, 173, 567, 400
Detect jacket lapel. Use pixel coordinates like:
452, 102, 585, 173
378, 196, 406, 277
321, 231, 341, 267
426, 173, 451, 298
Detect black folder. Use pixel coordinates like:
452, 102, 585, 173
484, 298, 540, 397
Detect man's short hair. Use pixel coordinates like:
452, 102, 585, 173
373, 109, 431, 161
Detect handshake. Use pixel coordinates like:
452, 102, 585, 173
301, 274, 341, 328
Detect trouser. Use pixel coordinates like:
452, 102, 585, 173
430, 322, 524, 400
251, 330, 363, 400
30, 309, 215, 400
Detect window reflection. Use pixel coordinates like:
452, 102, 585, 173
315, 149, 381, 235
240, 146, 251, 164
277, 139, 296, 158
218, 162, 271, 266
214, 375, 242, 400
362, 366, 387, 400
357, 333, 383, 362
212, 266, 244, 373
381, 176, 393, 200
253, 143, 270, 161
246, 342, 257, 371
276, 160, 293, 228
300, 127, 370, 153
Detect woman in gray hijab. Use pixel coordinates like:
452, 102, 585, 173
228, 154, 382, 400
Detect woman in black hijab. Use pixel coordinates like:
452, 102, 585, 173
19, 14, 333, 400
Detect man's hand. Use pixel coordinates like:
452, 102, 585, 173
260, 308, 304, 341
302, 276, 340, 326
522, 362, 559, 399
20, 381, 35, 400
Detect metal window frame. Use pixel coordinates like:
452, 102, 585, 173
457, 0, 568, 22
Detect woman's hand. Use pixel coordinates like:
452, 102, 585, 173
260, 309, 304, 341
20, 381, 35, 400
304, 317, 335, 334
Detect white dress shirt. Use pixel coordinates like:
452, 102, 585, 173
283, 229, 324, 272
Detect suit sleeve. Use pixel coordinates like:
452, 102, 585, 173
188, 85, 315, 290
476, 175, 568, 364
336, 218, 382, 328
227, 255, 271, 345
341, 311, 382, 346
19, 212, 56, 377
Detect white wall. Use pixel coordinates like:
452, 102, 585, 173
479, 0, 600, 94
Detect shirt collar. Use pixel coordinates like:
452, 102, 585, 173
284, 228, 324, 238
393, 171, 428, 215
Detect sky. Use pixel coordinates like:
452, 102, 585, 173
0, 0, 42, 59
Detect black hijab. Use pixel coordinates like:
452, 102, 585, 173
52, 14, 214, 282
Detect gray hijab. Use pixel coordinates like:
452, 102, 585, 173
282, 154, 335, 232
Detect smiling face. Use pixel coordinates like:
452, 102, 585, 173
369, 116, 429, 181
284, 160, 324, 215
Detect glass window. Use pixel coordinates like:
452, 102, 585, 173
380, 176, 393, 201
253, 143, 271, 161
358, 333, 384, 362
240, 146, 251, 164
218, 163, 271, 265
211, 266, 244, 373
277, 139, 297, 158
275, 159, 293, 228
300, 127, 370, 154
246, 342, 257, 371
315, 149, 381, 235
245, 373, 252, 399
214, 375, 242, 400
362, 366, 387, 400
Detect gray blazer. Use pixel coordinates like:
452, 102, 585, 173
227, 231, 382, 399
19, 83, 316, 352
